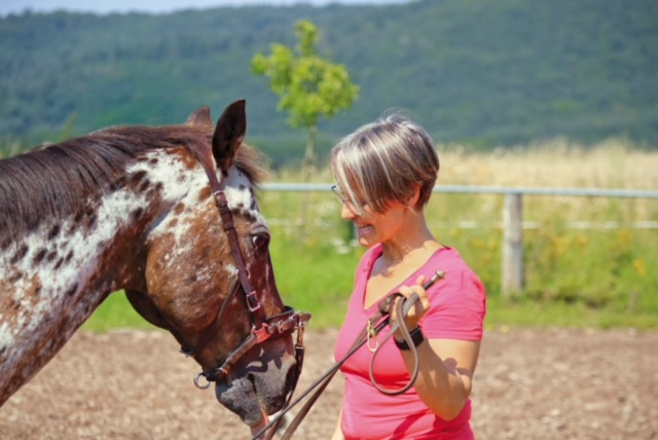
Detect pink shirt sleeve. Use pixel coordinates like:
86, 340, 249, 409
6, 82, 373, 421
420, 248, 486, 341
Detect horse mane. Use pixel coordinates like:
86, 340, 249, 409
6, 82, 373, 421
0, 124, 265, 246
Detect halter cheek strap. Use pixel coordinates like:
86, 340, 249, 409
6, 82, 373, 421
213, 188, 266, 328
184, 153, 310, 388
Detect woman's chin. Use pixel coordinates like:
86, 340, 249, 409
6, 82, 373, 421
357, 227, 377, 246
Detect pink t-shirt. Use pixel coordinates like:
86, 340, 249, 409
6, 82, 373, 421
333, 244, 486, 440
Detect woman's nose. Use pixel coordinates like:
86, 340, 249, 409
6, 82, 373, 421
340, 202, 357, 220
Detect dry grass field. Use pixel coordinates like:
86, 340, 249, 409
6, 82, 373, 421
438, 139, 657, 189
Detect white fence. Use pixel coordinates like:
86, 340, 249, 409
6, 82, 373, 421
263, 183, 658, 296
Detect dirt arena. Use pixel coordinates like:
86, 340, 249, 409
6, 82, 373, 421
1, 327, 656, 439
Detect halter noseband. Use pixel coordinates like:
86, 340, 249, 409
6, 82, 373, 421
183, 154, 311, 388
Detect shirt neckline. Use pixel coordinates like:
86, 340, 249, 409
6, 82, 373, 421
360, 244, 448, 312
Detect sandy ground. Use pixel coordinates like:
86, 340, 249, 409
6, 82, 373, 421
1, 327, 657, 439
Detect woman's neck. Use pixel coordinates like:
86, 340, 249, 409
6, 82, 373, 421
379, 216, 440, 269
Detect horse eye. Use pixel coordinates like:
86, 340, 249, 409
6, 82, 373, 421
252, 233, 270, 252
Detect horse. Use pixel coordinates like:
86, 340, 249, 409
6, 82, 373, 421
0, 99, 310, 437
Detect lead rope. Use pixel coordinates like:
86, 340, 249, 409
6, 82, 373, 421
252, 270, 445, 440
258, 322, 308, 440
252, 309, 388, 440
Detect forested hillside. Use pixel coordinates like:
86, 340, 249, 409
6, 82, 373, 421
1, 0, 656, 163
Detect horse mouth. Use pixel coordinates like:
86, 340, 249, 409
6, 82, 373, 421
214, 359, 297, 427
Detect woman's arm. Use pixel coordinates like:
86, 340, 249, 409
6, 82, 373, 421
398, 337, 480, 420
394, 275, 482, 420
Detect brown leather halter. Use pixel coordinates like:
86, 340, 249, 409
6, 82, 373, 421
183, 151, 311, 389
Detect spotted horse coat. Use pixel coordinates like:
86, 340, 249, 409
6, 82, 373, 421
0, 101, 300, 430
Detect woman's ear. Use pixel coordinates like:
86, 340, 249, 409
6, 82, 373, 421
406, 185, 422, 208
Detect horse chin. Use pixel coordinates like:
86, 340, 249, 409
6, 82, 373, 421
214, 338, 297, 427
214, 368, 291, 427
215, 375, 269, 426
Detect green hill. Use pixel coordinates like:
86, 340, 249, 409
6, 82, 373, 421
1, 0, 656, 163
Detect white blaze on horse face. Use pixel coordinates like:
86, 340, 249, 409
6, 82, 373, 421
150, 159, 266, 257
142, 153, 266, 302
224, 167, 266, 222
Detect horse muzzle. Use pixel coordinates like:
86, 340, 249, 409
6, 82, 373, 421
211, 308, 311, 426
213, 336, 297, 425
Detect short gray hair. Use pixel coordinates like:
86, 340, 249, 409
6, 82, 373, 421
330, 113, 439, 214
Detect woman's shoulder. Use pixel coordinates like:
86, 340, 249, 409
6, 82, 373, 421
423, 248, 486, 339
429, 246, 473, 272
427, 247, 485, 294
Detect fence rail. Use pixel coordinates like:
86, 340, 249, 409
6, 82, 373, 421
264, 183, 658, 199
262, 183, 658, 296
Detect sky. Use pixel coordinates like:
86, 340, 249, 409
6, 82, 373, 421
1, 0, 409, 16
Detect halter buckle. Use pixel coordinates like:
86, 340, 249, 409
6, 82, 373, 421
245, 290, 261, 312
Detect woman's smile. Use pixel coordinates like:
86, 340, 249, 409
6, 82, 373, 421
356, 223, 374, 238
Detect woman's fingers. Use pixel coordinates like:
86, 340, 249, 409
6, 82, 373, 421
394, 275, 430, 328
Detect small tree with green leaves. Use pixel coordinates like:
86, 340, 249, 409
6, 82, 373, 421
252, 20, 359, 173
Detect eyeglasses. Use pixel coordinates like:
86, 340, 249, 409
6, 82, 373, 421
331, 185, 347, 203
331, 184, 373, 211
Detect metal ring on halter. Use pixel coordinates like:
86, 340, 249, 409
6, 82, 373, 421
194, 372, 212, 390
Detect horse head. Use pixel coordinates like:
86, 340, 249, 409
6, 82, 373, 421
0, 100, 310, 434
122, 101, 309, 428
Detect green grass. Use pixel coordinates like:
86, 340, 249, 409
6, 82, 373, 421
485, 295, 658, 331
85, 188, 658, 333
85, 292, 158, 332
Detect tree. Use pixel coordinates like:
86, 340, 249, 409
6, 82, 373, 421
252, 20, 359, 172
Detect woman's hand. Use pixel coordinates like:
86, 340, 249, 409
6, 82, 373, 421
392, 275, 430, 332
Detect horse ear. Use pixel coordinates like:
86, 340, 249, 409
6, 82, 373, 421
212, 99, 246, 177
185, 106, 213, 132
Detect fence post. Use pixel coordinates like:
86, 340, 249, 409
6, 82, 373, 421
502, 192, 524, 296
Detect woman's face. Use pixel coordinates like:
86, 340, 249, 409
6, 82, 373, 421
338, 194, 408, 248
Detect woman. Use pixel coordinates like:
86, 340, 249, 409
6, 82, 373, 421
330, 114, 486, 440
